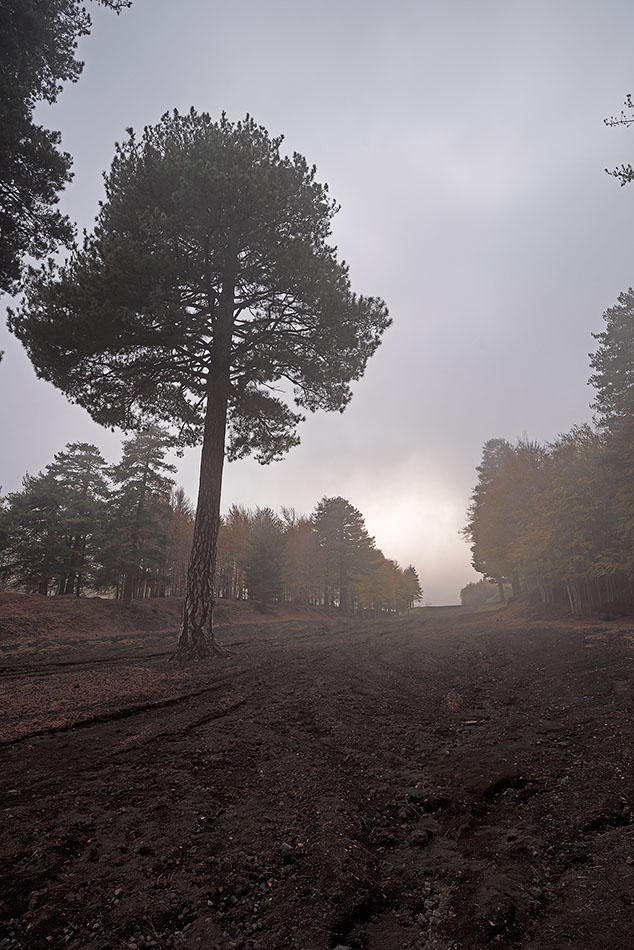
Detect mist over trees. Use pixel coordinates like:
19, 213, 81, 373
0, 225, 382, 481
214, 499, 422, 614
0, 438, 422, 614
464, 288, 634, 614
463, 102, 634, 615
460, 578, 511, 608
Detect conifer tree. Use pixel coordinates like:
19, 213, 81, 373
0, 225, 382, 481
46, 442, 110, 594
244, 508, 285, 604
10, 110, 390, 656
0, 0, 131, 293
588, 293, 634, 602
312, 496, 376, 613
0, 470, 67, 593
104, 427, 175, 603
589, 289, 634, 432
463, 439, 515, 600
0, 443, 108, 594
400, 564, 423, 609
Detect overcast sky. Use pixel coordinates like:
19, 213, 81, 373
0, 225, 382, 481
2, 0, 634, 603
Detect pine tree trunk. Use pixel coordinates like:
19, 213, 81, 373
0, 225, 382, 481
177, 277, 234, 659
122, 565, 136, 606
38, 525, 56, 595
74, 536, 86, 596
63, 535, 82, 595
497, 579, 505, 603
339, 564, 351, 614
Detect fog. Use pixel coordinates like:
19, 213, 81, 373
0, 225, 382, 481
2, 0, 634, 603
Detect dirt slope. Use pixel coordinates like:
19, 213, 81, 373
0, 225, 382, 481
1, 599, 633, 949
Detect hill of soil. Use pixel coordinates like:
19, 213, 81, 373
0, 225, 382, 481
1, 597, 633, 949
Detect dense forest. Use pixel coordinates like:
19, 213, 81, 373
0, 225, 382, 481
0, 428, 422, 615
464, 288, 634, 615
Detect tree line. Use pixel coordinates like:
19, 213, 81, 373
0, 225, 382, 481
464, 289, 634, 615
216, 498, 422, 614
0, 431, 422, 614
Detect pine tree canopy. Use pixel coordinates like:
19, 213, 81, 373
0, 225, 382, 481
0, 0, 131, 294
10, 109, 391, 462
589, 288, 634, 428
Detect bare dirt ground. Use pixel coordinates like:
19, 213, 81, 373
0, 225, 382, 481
1, 594, 634, 949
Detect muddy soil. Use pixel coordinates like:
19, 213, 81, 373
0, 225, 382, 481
1, 596, 634, 949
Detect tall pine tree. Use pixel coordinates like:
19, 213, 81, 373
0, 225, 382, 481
10, 110, 390, 656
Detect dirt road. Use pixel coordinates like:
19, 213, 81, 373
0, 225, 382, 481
1, 602, 634, 949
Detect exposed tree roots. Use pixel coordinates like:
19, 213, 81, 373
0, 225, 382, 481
170, 635, 233, 665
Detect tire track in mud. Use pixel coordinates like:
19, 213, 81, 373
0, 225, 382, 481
0, 650, 175, 680
0, 678, 241, 749
0, 620, 352, 751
